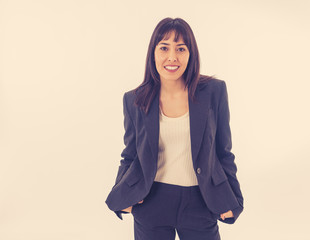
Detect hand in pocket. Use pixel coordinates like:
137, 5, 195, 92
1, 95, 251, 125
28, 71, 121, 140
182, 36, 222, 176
122, 200, 144, 213
220, 210, 234, 220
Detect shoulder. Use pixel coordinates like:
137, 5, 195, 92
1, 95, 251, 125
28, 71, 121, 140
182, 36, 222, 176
197, 75, 227, 93
123, 89, 137, 104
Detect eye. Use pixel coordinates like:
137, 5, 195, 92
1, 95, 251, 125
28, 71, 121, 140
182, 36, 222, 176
160, 46, 168, 51
178, 47, 186, 52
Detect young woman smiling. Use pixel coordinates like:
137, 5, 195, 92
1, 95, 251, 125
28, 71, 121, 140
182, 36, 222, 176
106, 17, 244, 240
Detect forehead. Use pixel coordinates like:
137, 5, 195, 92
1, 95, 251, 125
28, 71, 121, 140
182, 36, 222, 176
160, 31, 185, 43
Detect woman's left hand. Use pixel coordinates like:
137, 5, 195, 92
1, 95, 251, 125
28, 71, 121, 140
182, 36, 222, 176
220, 210, 234, 220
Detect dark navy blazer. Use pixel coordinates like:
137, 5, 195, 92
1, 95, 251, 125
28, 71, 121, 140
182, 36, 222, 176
105, 78, 244, 224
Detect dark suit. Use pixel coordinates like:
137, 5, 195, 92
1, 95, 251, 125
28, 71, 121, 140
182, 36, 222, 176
105, 78, 244, 224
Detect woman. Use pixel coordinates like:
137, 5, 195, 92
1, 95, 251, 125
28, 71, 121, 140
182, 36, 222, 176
105, 17, 244, 240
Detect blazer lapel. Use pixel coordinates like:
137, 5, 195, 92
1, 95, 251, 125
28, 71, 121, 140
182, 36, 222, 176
141, 91, 160, 164
142, 86, 210, 165
188, 87, 211, 164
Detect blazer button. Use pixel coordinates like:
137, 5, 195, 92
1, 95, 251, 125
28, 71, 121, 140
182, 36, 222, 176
197, 168, 201, 174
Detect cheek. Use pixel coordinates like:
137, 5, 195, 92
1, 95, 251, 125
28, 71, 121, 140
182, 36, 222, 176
154, 57, 163, 72
155, 55, 166, 69
180, 55, 189, 67
156, 53, 165, 62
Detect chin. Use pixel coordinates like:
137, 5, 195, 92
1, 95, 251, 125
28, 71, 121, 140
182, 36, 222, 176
161, 74, 184, 81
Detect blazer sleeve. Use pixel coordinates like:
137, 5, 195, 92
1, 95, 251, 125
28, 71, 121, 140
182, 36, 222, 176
111, 92, 137, 220
216, 81, 244, 224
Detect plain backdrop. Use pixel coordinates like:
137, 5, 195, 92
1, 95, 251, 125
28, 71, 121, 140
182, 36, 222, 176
1, 0, 310, 239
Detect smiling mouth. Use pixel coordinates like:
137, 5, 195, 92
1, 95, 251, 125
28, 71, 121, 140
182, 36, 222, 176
164, 66, 179, 70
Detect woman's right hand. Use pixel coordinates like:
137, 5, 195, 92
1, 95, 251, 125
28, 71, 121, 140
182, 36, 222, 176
122, 200, 144, 213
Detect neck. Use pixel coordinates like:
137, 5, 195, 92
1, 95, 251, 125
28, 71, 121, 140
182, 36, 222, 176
160, 78, 187, 97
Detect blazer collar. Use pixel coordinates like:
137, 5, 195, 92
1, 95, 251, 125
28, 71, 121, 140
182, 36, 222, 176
141, 85, 211, 165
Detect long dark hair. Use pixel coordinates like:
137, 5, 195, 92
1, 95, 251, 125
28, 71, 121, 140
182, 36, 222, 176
134, 17, 215, 114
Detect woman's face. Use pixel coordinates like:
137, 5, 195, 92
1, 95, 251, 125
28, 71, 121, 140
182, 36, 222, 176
154, 31, 190, 84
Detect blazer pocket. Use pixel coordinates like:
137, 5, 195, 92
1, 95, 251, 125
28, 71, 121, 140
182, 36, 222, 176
125, 174, 141, 187
212, 159, 228, 186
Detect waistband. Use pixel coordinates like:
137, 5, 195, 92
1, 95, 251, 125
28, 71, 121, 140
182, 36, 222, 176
152, 181, 201, 193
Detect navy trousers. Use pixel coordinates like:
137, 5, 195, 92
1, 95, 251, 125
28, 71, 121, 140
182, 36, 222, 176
131, 181, 221, 240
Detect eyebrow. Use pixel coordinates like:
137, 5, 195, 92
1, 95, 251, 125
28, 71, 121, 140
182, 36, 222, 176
158, 43, 186, 46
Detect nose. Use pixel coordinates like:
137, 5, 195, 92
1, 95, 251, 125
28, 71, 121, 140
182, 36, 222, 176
168, 50, 177, 62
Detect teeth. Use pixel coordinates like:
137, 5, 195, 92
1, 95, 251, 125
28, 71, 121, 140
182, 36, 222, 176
165, 66, 179, 70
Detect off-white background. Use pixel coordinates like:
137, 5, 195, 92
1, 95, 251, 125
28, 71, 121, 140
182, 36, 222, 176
1, 0, 310, 239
